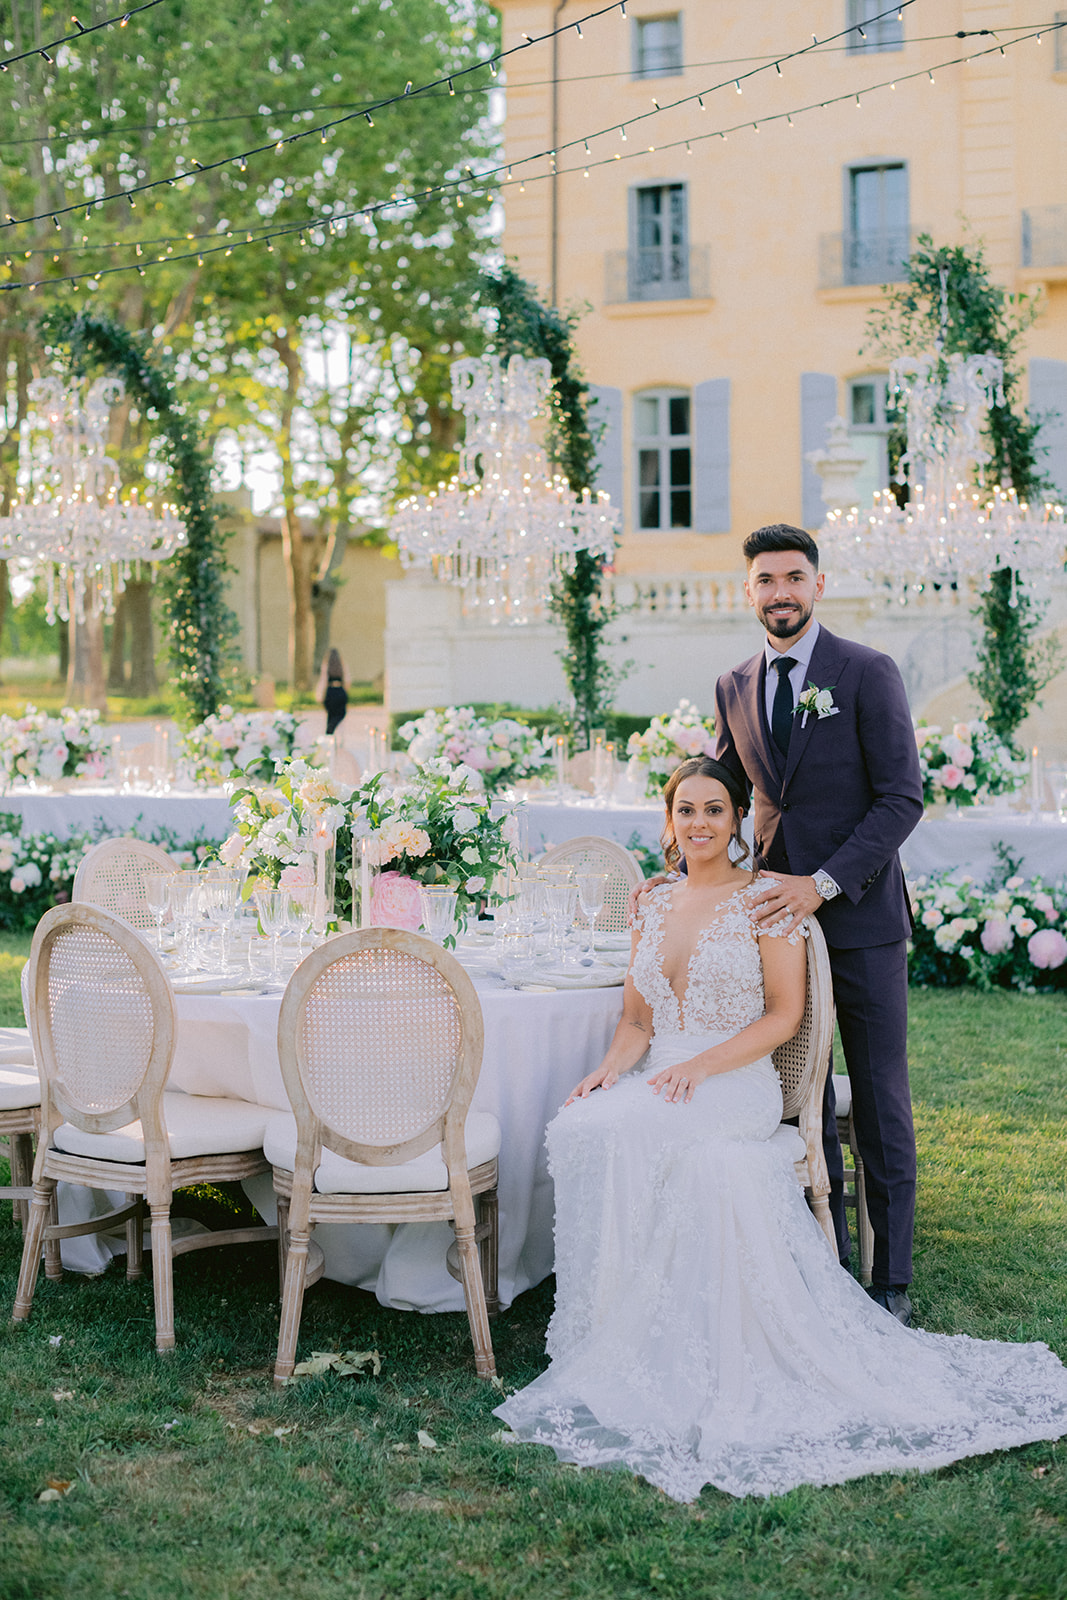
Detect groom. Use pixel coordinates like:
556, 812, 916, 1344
714, 523, 923, 1323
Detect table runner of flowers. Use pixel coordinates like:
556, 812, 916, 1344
0, 707, 109, 791
626, 700, 717, 799
180, 706, 320, 786
395, 707, 554, 796
915, 719, 1025, 809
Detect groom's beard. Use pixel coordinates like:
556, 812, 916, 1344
756, 598, 814, 639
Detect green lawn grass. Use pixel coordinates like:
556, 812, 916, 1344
1, 945, 1065, 1600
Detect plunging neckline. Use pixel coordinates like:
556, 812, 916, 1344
661, 880, 753, 1026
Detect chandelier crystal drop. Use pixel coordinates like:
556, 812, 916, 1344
817, 282, 1067, 605
392, 354, 619, 624
0, 376, 187, 622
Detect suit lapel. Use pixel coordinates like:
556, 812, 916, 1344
782, 628, 847, 793
736, 654, 782, 796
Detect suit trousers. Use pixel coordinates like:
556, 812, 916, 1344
821, 939, 916, 1288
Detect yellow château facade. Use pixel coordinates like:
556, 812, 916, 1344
493, 0, 1067, 570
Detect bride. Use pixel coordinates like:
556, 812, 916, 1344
495, 756, 1067, 1501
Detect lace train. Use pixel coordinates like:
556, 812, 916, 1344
495, 1025, 1067, 1502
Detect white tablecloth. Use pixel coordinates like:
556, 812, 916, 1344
899, 814, 1067, 883
0, 787, 233, 843
524, 797, 664, 853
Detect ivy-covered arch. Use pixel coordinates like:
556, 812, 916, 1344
41, 306, 237, 722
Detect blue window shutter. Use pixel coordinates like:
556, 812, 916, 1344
1029, 358, 1067, 500
588, 385, 623, 510
693, 378, 730, 532
800, 372, 837, 528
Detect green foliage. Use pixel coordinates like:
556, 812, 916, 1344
866, 236, 1062, 745
40, 306, 239, 723
484, 265, 621, 746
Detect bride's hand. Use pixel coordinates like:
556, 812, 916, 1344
647, 1062, 707, 1104
565, 1064, 621, 1104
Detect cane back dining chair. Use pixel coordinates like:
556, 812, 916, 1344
13, 903, 276, 1352
269, 928, 501, 1386
72, 837, 180, 934
0, 1026, 41, 1231
538, 835, 645, 934
769, 914, 837, 1253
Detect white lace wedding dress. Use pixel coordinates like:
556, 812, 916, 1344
494, 882, 1067, 1501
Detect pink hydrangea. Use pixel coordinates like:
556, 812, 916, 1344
370, 871, 423, 931
979, 918, 1013, 955
1027, 928, 1067, 970
940, 764, 964, 791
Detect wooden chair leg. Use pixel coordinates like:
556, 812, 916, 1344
9, 1131, 34, 1228
479, 1189, 500, 1317
275, 1194, 290, 1300
274, 1228, 311, 1386
126, 1195, 144, 1282
12, 1177, 57, 1322
150, 1204, 175, 1353
452, 1220, 496, 1380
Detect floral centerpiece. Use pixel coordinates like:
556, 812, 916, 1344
0, 705, 108, 791
626, 699, 717, 799
180, 706, 318, 787
396, 706, 554, 795
908, 868, 1067, 990
225, 756, 518, 936
914, 719, 1025, 810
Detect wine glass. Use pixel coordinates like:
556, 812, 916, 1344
288, 885, 315, 961
168, 871, 204, 973
419, 885, 458, 945
575, 871, 608, 965
541, 879, 578, 967
144, 871, 175, 950
254, 887, 290, 979
202, 874, 241, 974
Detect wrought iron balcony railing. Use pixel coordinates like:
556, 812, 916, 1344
818, 228, 917, 289
1022, 206, 1067, 269
605, 245, 711, 304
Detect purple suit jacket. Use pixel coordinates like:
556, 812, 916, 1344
714, 626, 923, 949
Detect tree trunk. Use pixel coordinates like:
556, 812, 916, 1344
57, 614, 69, 683
0, 561, 8, 685
67, 591, 107, 712
273, 329, 313, 692
125, 578, 158, 697
107, 592, 128, 691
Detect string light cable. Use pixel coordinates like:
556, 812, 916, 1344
0, 1, 167, 72
0, 0, 918, 236
1, 11, 1057, 294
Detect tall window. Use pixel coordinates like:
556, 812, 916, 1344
847, 376, 898, 504
846, 0, 904, 52
635, 391, 691, 530
846, 162, 909, 284
631, 184, 688, 299
634, 14, 683, 78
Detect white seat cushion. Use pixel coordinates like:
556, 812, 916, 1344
0, 1061, 41, 1111
0, 1025, 34, 1066
53, 1092, 270, 1163
832, 1074, 852, 1118
264, 1109, 502, 1195
771, 1124, 807, 1165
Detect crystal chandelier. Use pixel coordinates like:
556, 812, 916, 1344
392, 354, 620, 624
817, 283, 1067, 605
0, 376, 187, 622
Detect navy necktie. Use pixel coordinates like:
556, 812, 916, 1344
771, 656, 797, 756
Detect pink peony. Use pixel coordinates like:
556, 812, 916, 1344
1033, 892, 1056, 919
1027, 928, 1067, 970
279, 863, 314, 889
370, 871, 423, 931
940, 764, 964, 791
219, 833, 246, 864
980, 918, 1013, 955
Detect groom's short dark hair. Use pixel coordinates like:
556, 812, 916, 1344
743, 523, 820, 571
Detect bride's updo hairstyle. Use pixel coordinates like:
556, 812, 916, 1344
661, 756, 750, 873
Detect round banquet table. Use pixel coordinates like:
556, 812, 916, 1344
166, 976, 623, 1312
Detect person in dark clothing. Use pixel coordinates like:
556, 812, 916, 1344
317, 647, 349, 736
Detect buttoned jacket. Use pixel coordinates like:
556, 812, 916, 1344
714, 625, 923, 948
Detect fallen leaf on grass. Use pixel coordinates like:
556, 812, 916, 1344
1032, 1465, 1051, 1479
391, 1443, 410, 1454
36, 1478, 73, 1503
489, 1429, 520, 1446
292, 1349, 382, 1379
48, 1336, 63, 1348
51, 1390, 74, 1402
416, 1430, 439, 1451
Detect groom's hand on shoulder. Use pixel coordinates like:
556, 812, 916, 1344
751, 873, 825, 937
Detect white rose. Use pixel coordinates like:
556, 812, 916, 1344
452, 806, 479, 834
461, 846, 482, 866
465, 875, 486, 893
921, 908, 943, 928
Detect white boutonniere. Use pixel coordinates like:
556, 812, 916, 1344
794, 682, 840, 730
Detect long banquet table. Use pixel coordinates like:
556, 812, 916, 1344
0, 786, 233, 843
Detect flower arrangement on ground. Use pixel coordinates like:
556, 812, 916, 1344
0, 705, 109, 791
225, 756, 518, 934
396, 706, 554, 795
180, 706, 318, 787
626, 700, 717, 799
914, 719, 1025, 809
908, 867, 1067, 990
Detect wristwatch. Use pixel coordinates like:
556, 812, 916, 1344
813, 870, 840, 902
